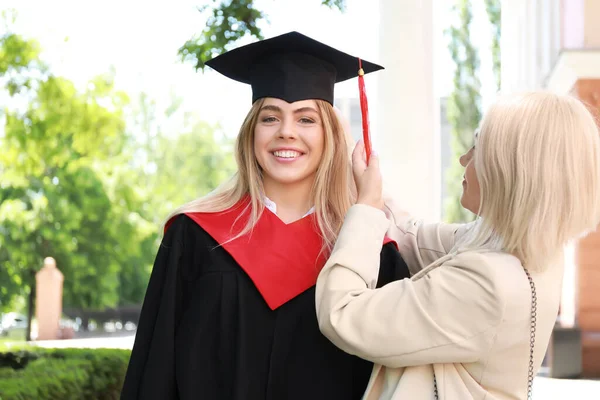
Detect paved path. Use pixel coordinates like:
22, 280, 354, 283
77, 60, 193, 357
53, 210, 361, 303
533, 376, 599, 399
32, 333, 136, 350
25, 335, 599, 399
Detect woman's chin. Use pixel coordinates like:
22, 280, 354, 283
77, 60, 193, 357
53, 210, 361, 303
459, 195, 475, 215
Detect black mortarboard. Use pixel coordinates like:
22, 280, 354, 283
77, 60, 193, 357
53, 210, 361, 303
205, 31, 384, 105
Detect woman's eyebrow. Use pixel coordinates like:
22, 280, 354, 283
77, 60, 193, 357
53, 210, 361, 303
293, 107, 319, 114
260, 105, 319, 115
260, 105, 281, 112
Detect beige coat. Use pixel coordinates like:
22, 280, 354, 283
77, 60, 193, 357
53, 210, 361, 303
315, 203, 563, 399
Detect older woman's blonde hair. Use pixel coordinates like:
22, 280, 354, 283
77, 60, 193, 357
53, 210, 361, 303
460, 91, 600, 271
165, 98, 354, 253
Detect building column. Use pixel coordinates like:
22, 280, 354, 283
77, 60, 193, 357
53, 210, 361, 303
35, 257, 64, 341
500, 0, 562, 92
376, 0, 439, 222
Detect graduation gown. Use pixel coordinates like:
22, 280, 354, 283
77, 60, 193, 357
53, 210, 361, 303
120, 205, 411, 400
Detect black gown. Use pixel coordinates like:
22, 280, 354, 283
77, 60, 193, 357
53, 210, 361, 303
120, 214, 410, 400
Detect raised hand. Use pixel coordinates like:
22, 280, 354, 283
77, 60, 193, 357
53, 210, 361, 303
352, 140, 383, 210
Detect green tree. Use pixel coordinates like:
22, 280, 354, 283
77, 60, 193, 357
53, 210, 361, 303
485, 0, 501, 90
444, 0, 501, 223
0, 14, 43, 310
151, 121, 236, 217
0, 69, 138, 309
0, 18, 155, 309
444, 0, 481, 223
178, 0, 346, 70
127, 92, 236, 224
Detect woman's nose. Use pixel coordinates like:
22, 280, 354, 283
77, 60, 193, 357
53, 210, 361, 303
278, 119, 296, 139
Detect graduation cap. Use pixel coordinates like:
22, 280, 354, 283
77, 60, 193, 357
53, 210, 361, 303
206, 31, 381, 162
205, 31, 383, 105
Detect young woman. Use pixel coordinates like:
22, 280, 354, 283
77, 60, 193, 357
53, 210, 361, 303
316, 91, 600, 399
120, 31, 410, 400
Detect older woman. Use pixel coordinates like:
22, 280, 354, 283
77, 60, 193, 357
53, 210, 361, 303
315, 91, 600, 399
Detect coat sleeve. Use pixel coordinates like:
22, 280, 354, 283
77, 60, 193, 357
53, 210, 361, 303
382, 192, 468, 274
120, 216, 188, 399
315, 205, 504, 368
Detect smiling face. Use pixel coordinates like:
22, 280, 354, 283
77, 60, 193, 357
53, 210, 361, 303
254, 97, 325, 190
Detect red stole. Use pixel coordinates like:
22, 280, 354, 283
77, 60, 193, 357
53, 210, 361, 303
167, 201, 397, 310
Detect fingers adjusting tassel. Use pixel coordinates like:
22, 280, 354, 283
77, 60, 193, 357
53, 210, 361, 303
358, 58, 372, 164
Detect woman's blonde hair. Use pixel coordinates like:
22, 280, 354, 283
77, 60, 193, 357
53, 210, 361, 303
165, 98, 354, 253
460, 91, 600, 271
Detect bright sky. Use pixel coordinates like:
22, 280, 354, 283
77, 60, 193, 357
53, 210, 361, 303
2, 0, 494, 137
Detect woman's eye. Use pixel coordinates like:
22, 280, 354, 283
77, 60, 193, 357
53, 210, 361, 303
299, 117, 315, 124
262, 116, 278, 123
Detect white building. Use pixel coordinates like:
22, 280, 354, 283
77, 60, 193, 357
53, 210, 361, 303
502, 0, 600, 378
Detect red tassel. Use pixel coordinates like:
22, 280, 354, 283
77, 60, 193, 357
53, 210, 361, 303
358, 58, 372, 164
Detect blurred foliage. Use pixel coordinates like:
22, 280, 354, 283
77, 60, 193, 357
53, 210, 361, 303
0, 11, 235, 311
485, 0, 501, 90
178, 0, 346, 71
443, 0, 500, 223
0, 348, 130, 399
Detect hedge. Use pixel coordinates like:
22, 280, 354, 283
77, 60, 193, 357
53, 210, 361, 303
0, 348, 131, 400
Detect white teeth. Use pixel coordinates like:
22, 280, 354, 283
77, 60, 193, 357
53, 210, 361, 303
273, 150, 301, 158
